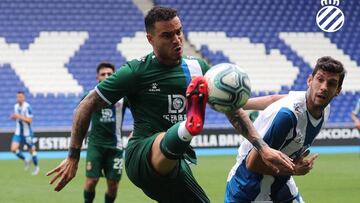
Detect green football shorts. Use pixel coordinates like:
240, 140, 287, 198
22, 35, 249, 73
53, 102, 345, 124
125, 134, 210, 203
85, 144, 123, 181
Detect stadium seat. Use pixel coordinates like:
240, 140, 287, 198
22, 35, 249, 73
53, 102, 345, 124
0, 0, 359, 129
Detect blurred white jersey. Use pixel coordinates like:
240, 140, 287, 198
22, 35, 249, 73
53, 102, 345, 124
352, 98, 360, 115
225, 91, 330, 202
14, 102, 33, 136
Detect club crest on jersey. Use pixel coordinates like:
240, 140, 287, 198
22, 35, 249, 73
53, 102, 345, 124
162, 94, 187, 123
168, 94, 186, 113
294, 133, 303, 144
293, 103, 302, 114
86, 161, 92, 171
149, 83, 160, 92
100, 108, 115, 122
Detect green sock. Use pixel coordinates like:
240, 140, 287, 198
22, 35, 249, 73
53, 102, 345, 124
84, 190, 95, 203
105, 193, 116, 203
160, 121, 193, 159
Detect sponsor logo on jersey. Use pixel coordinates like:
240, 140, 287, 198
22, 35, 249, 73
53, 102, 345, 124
167, 94, 185, 113
162, 94, 187, 123
149, 82, 160, 92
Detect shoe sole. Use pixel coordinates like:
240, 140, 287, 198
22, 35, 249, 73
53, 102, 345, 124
185, 76, 208, 135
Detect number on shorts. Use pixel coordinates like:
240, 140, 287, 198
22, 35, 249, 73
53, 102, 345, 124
113, 158, 123, 174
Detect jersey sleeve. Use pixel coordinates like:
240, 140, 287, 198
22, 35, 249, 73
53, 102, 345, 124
123, 96, 128, 108
352, 99, 360, 115
263, 107, 297, 150
26, 104, 33, 118
95, 63, 135, 105
324, 104, 331, 123
197, 58, 211, 74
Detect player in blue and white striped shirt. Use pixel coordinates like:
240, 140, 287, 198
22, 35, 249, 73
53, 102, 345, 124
225, 56, 346, 203
10, 91, 40, 175
351, 98, 360, 129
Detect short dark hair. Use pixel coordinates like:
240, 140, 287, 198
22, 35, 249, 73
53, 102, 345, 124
145, 6, 178, 33
313, 56, 346, 88
96, 62, 115, 73
17, 91, 25, 95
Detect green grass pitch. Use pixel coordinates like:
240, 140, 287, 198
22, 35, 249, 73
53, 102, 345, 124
0, 153, 359, 202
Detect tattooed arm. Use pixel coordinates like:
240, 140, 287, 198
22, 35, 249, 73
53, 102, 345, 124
47, 91, 108, 192
225, 109, 294, 173
69, 91, 108, 149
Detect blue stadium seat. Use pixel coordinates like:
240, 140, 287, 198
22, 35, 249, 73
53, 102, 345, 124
1, 0, 359, 128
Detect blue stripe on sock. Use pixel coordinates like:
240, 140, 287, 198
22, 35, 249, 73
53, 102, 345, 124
15, 151, 25, 160
32, 155, 38, 166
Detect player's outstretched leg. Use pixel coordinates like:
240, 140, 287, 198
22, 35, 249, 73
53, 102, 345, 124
159, 76, 208, 160
185, 76, 208, 135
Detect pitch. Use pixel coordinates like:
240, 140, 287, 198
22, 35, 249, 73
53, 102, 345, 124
0, 154, 359, 203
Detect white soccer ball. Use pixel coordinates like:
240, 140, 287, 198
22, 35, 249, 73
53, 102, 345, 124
204, 63, 251, 113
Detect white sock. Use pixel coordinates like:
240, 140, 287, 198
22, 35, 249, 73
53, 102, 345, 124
178, 121, 193, 142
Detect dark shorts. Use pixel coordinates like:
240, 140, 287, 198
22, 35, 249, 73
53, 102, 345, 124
86, 144, 123, 181
125, 134, 210, 203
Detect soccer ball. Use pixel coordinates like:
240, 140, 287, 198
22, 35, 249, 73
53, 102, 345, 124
204, 63, 251, 113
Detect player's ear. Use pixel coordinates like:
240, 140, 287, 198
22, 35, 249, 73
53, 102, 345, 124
335, 86, 342, 96
146, 33, 153, 46
307, 75, 313, 87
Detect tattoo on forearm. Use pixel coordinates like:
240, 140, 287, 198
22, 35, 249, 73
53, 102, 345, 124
226, 109, 258, 143
68, 147, 81, 160
227, 112, 249, 137
252, 138, 267, 151
70, 92, 107, 149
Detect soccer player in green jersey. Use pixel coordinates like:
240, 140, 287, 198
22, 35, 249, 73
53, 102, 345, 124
82, 62, 127, 203
47, 6, 294, 202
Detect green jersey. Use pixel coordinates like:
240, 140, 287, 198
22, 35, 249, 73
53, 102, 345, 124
82, 93, 127, 149
96, 53, 210, 141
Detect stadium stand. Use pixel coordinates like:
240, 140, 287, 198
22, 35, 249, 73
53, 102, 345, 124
0, 0, 359, 130
154, 0, 360, 126
0, 0, 143, 130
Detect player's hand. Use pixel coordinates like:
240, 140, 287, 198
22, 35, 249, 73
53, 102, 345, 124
258, 145, 295, 174
294, 152, 318, 176
46, 157, 79, 192
10, 113, 20, 120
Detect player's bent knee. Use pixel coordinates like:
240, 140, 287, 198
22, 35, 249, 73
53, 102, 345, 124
150, 132, 178, 175
10, 143, 19, 152
85, 177, 99, 190
106, 180, 119, 195
29, 146, 37, 153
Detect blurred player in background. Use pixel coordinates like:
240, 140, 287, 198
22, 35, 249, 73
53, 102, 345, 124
10, 91, 40, 175
225, 56, 346, 203
47, 6, 294, 202
350, 98, 360, 129
82, 62, 127, 203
